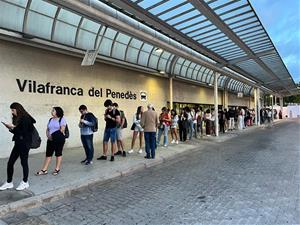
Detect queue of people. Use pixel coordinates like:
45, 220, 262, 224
0, 100, 258, 191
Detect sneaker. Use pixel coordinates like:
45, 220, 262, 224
85, 161, 93, 165
80, 159, 87, 164
114, 151, 122, 156
138, 149, 143, 154
163, 144, 168, 147
122, 151, 126, 157
97, 155, 107, 160
16, 181, 29, 191
171, 140, 175, 144
176, 140, 179, 144
128, 149, 134, 154
110, 156, 114, 162
0, 182, 13, 191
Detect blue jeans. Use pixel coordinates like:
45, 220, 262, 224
157, 125, 169, 146
81, 134, 94, 162
188, 120, 194, 140
144, 132, 156, 158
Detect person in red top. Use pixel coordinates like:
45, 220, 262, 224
156, 107, 171, 147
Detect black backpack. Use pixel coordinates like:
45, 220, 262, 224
30, 125, 41, 149
120, 110, 127, 129
123, 117, 127, 129
59, 118, 69, 138
48, 118, 69, 138
88, 113, 98, 132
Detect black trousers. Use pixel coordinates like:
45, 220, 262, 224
7, 142, 30, 183
219, 121, 225, 133
179, 124, 187, 142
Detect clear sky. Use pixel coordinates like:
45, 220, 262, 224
249, 0, 300, 84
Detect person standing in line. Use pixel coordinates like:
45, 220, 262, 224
129, 106, 144, 154
185, 107, 194, 140
170, 109, 179, 144
211, 109, 216, 136
224, 108, 229, 132
36, 107, 67, 176
279, 110, 282, 119
78, 105, 96, 165
178, 109, 188, 142
113, 103, 126, 157
228, 107, 235, 131
197, 107, 204, 137
241, 107, 246, 129
157, 107, 171, 147
192, 108, 198, 138
219, 109, 225, 133
0, 103, 36, 191
267, 108, 272, 126
205, 109, 212, 136
97, 99, 120, 162
237, 108, 243, 130
141, 104, 159, 159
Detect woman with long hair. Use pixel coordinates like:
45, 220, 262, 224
170, 109, 179, 144
36, 107, 66, 176
157, 107, 171, 147
0, 102, 36, 191
128, 106, 144, 154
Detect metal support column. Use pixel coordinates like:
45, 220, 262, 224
254, 88, 258, 125
256, 88, 261, 125
169, 77, 173, 110
271, 95, 274, 121
223, 90, 228, 110
214, 72, 219, 137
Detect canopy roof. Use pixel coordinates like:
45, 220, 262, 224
0, 0, 297, 96
105, 0, 298, 96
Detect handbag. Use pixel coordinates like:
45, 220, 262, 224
130, 123, 136, 130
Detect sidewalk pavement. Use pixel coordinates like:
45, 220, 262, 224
0, 121, 284, 217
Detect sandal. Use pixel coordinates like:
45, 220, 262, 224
52, 169, 60, 176
36, 170, 48, 176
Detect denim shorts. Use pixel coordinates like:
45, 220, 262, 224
103, 127, 117, 143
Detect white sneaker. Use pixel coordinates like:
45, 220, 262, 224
16, 181, 29, 191
171, 140, 175, 144
0, 182, 13, 191
163, 144, 168, 147
176, 140, 179, 144
128, 149, 134, 154
138, 149, 143, 154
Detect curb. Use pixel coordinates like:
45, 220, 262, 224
0, 146, 200, 217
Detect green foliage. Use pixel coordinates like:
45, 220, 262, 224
284, 82, 300, 105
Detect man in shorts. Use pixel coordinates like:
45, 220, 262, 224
97, 99, 120, 162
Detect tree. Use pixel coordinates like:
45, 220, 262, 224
284, 82, 300, 105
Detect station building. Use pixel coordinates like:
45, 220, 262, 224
0, 0, 298, 158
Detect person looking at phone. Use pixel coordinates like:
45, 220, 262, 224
97, 99, 120, 162
0, 102, 36, 191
